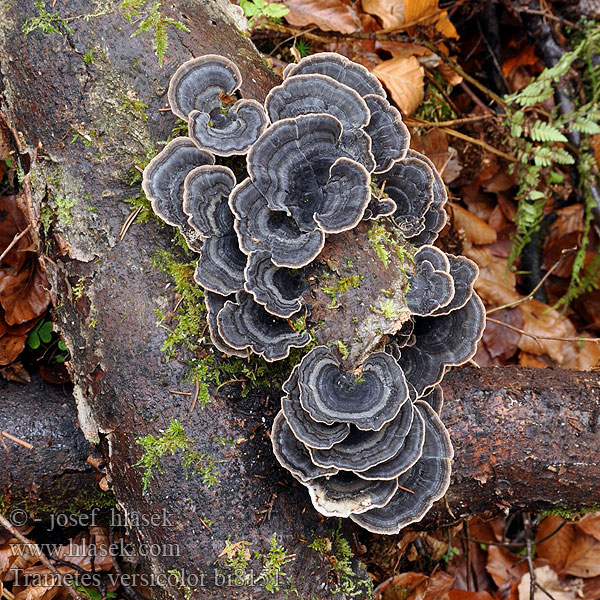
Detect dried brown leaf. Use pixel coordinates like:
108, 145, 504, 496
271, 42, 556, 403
284, 0, 365, 33
362, 0, 458, 38
450, 203, 497, 245
372, 56, 425, 114
517, 566, 582, 600
0, 254, 50, 325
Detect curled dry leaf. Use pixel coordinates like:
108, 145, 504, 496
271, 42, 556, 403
362, 0, 458, 38
284, 0, 371, 33
450, 203, 497, 245
517, 566, 583, 600
372, 56, 424, 115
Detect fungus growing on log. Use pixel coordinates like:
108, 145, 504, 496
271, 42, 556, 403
144, 51, 485, 534
168, 54, 268, 155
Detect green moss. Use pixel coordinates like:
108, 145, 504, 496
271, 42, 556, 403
307, 524, 373, 597
135, 418, 219, 494
538, 504, 600, 520
322, 274, 363, 308
255, 533, 293, 593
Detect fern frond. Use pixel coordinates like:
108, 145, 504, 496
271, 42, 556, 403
529, 120, 568, 143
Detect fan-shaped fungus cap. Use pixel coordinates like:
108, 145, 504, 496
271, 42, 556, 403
364, 95, 409, 173
350, 401, 453, 534
297, 346, 409, 430
307, 472, 398, 517
308, 401, 414, 471
188, 100, 268, 157
183, 165, 236, 238
420, 385, 444, 414
247, 114, 370, 233
204, 291, 246, 357
168, 55, 242, 120
265, 74, 370, 131
377, 157, 435, 238
413, 245, 450, 272
406, 259, 455, 317
244, 251, 307, 318
281, 364, 350, 450
217, 291, 311, 361
283, 52, 386, 99
230, 179, 325, 268
167, 55, 268, 155
430, 254, 479, 316
271, 411, 338, 483
363, 193, 397, 220
142, 137, 215, 229
405, 150, 448, 246
398, 294, 486, 397
194, 234, 247, 295
355, 407, 425, 480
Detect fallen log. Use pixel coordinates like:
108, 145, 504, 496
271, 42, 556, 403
1, 2, 599, 599
0, 374, 105, 514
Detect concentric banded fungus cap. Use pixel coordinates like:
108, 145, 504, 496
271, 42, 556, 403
217, 291, 311, 361
194, 234, 247, 295
413, 245, 450, 272
363, 193, 397, 220
356, 405, 425, 481
420, 385, 444, 414
307, 472, 398, 517
204, 292, 245, 357
283, 52, 386, 99
265, 74, 370, 132
350, 401, 453, 534
398, 294, 486, 397
297, 346, 409, 430
230, 179, 325, 268
406, 150, 448, 246
244, 251, 307, 318
188, 100, 268, 157
167, 55, 268, 155
364, 95, 409, 173
142, 137, 214, 229
271, 412, 338, 483
430, 255, 479, 316
168, 55, 242, 120
183, 165, 236, 238
308, 401, 414, 471
377, 157, 435, 238
406, 259, 455, 317
281, 365, 350, 450
247, 114, 370, 233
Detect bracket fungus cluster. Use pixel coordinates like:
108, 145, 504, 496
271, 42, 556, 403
143, 52, 485, 534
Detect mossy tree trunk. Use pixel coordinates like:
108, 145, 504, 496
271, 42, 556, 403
1, 2, 600, 599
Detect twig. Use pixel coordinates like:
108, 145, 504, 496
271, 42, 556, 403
0, 225, 32, 263
420, 41, 509, 111
523, 512, 536, 600
440, 127, 517, 162
188, 377, 200, 413
486, 249, 576, 315
406, 114, 496, 128
0, 513, 85, 600
119, 205, 143, 240
0, 430, 33, 450
486, 317, 600, 344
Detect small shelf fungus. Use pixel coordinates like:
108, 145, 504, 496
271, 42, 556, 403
143, 52, 485, 534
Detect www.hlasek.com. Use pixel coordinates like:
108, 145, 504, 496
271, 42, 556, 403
10, 538, 181, 558
11, 569, 279, 589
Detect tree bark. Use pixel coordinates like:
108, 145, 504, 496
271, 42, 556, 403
1, 2, 599, 599
0, 375, 106, 514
